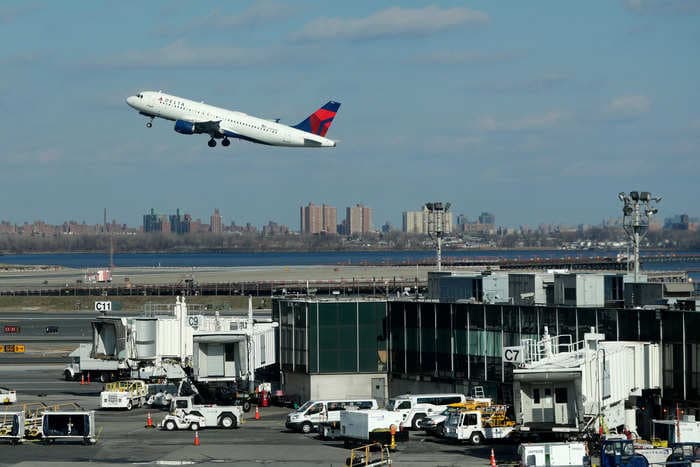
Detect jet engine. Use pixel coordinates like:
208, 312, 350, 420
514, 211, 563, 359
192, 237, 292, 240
174, 120, 196, 134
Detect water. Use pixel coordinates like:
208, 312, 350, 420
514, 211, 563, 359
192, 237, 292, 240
0, 249, 697, 275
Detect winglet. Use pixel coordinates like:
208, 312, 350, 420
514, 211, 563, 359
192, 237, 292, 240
292, 101, 341, 137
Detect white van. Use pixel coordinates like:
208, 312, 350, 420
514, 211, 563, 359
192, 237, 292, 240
386, 393, 467, 429
286, 399, 378, 434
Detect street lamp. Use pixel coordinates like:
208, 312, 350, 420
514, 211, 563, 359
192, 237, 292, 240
425, 202, 451, 271
618, 191, 661, 282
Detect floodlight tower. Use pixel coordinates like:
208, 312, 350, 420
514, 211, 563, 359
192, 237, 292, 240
425, 202, 451, 271
618, 191, 661, 282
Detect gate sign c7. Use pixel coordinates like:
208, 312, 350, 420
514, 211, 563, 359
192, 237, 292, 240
503, 346, 524, 363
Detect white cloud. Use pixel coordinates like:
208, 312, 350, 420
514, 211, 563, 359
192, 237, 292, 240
413, 50, 521, 66
89, 41, 279, 69
478, 111, 568, 132
605, 95, 651, 118
292, 6, 488, 42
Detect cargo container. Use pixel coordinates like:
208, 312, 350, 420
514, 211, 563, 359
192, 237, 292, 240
0, 411, 24, 445
41, 411, 96, 444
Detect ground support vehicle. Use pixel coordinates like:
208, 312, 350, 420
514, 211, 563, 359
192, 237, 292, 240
385, 393, 470, 430
1, 387, 17, 404
344, 443, 393, 467
287, 399, 378, 435
160, 411, 207, 431
167, 396, 243, 429
421, 399, 495, 437
666, 442, 700, 466
41, 410, 97, 445
443, 405, 516, 445
64, 343, 124, 383
519, 442, 589, 467
0, 411, 25, 445
100, 380, 148, 410
340, 409, 409, 448
145, 383, 179, 409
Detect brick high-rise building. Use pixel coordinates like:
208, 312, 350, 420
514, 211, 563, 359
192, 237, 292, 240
210, 208, 223, 233
301, 203, 337, 234
322, 204, 337, 234
346, 204, 372, 235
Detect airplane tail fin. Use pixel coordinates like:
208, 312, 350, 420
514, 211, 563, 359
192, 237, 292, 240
292, 101, 341, 137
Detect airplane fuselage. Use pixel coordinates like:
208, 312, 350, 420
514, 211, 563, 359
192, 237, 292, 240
126, 91, 338, 148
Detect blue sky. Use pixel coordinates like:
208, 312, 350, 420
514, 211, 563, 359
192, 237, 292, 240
1, 1, 698, 229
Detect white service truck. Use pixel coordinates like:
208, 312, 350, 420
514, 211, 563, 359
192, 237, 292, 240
160, 396, 243, 430
340, 409, 409, 447
99, 380, 148, 410
442, 407, 516, 445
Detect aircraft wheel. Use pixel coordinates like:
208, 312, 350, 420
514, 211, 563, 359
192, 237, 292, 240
146, 121, 152, 128
208, 139, 216, 147
222, 138, 230, 147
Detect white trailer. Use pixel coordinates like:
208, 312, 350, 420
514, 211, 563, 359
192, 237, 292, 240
340, 409, 409, 447
518, 442, 588, 467
0, 387, 17, 405
0, 411, 24, 445
99, 380, 148, 410
162, 396, 243, 430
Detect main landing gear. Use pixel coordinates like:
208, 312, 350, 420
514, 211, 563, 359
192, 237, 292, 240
208, 137, 230, 148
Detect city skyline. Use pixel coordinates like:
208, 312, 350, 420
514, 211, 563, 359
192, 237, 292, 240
1, 2, 698, 228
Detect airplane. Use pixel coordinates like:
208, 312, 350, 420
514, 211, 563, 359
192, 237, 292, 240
126, 91, 340, 148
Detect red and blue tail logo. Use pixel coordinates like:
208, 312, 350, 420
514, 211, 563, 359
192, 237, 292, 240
292, 101, 341, 137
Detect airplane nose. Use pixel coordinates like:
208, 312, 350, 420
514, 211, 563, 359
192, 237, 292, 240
126, 96, 137, 108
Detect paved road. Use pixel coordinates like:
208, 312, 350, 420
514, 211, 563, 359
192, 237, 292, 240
0, 365, 522, 467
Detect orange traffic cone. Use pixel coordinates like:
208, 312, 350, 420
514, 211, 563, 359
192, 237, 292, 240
254, 406, 260, 420
80, 374, 85, 385
490, 448, 497, 467
145, 412, 154, 428
87, 373, 91, 384
194, 430, 200, 446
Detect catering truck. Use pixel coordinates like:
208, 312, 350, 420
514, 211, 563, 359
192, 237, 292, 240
160, 396, 243, 430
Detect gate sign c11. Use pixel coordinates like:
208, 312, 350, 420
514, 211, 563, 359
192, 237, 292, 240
95, 301, 112, 312
503, 346, 524, 363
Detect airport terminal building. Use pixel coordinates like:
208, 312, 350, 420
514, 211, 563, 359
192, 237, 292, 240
273, 270, 699, 429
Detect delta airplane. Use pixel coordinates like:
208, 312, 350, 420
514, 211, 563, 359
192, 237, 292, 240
126, 91, 340, 148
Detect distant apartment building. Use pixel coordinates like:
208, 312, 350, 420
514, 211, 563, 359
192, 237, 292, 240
169, 209, 191, 234
143, 209, 162, 233
346, 204, 372, 234
300, 203, 337, 234
210, 208, 223, 233
402, 206, 452, 234
402, 210, 424, 234
479, 212, 495, 225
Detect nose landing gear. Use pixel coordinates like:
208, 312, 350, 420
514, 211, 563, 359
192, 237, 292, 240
146, 117, 153, 128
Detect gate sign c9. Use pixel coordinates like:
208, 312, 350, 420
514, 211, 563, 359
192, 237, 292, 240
503, 346, 524, 363
95, 301, 112, 312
